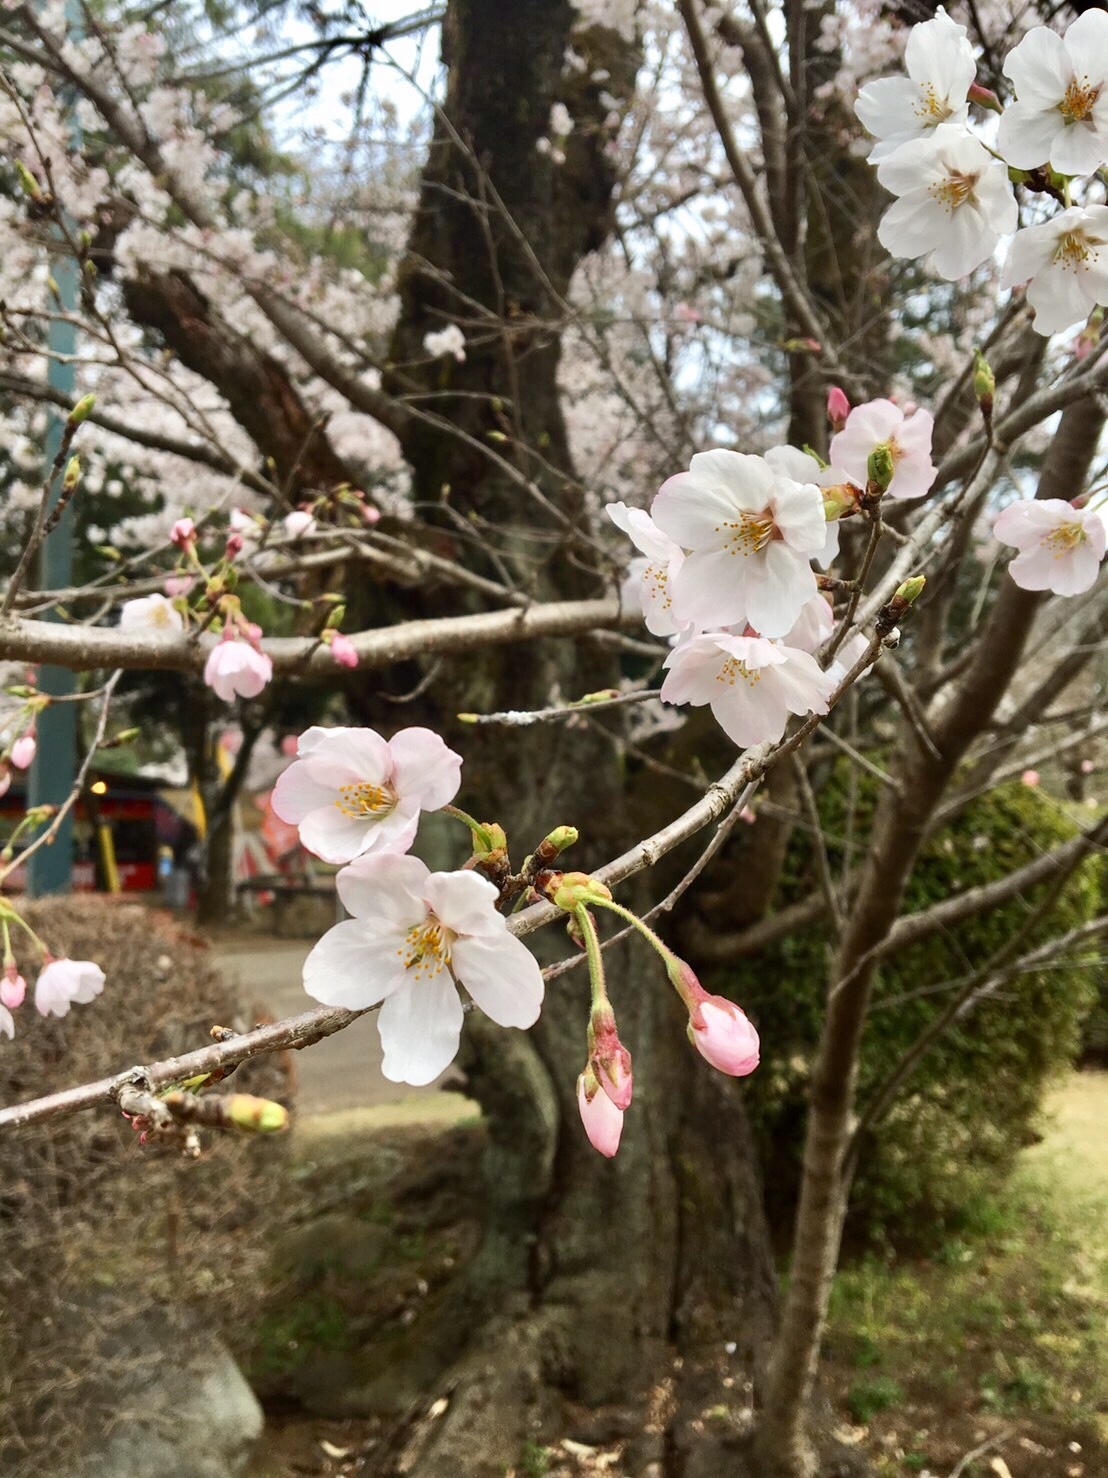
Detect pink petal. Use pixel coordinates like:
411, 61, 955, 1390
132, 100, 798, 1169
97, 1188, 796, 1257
303, 918, 410, 1010
387, 727, 463, 810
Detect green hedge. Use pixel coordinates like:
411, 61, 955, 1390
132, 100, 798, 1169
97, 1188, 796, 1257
715, 777, 1098, 1247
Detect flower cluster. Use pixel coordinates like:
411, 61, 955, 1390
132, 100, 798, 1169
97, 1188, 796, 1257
608, 398, 934, 746
858, 8, 1108, 334
273, 725, 545, 1085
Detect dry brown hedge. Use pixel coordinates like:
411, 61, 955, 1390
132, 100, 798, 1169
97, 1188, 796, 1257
0, 897, 292, 1473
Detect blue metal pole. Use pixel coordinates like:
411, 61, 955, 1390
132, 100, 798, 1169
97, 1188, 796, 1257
27, 2, 81, 897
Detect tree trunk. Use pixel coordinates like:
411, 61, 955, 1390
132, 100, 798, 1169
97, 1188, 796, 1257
359, 4, 785, 1469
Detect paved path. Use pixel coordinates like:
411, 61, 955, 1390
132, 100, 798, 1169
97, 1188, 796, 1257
212, 938, 471, 1120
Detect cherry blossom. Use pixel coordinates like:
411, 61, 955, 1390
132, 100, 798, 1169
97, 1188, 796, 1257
993, 497, 1107, 594
272, 724, 462, 865
783, 594, 835, 654
302, 853, 545, 1086
203, 634, 273, 703
283, 510, 315, 539
1001, 206, 1108, 337
660, 632, 835, 748
577, 1069, 624, 1157
830, 398, 937, 502
652, 450, 825, 636
164, 575, 194, 598
9, 734, 36, 770
997, 12, 1108, 177
688, 996, 761, 1077
119, 592, 185, 633
34, 958, 105, 1018
876, 126, 1017, 280
605, 500, 686, 637
854, 8, 976, 162
423, 324, 466, 361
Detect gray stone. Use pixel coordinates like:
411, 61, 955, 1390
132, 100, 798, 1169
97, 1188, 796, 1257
66, 1312, 263, 1478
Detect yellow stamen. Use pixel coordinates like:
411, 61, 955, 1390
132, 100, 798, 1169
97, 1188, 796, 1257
913, 83, 952, 123
395, 914, 454, 979
1054, 231, 1093, 274
714, 509, 777, 558
1060, 77, 1099, 124
334, 779, 398, 819
1043, 521, 1086, 557
927, 171, 978, 213
716, 656, 762, 688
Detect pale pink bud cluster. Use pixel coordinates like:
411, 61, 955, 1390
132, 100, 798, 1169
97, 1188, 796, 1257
170, 518, 196, 550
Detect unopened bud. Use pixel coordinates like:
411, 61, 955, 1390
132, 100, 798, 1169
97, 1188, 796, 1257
470, 821, 507, 858
534, 825, 578, 864
827, 385, 850, 431
16, 161, 42, 200
867, 443, 895, 493
894, 576, 926, 606
550, 870, 613, 911
973, 349, 995, 425
104, 727, 141, 748
822, 483, 858, 522
67, 393, 96, 426
967, 81, 1002, 113
62, 455, 81, 493
227, 1095, 289, 1133
324, 603, 347, 631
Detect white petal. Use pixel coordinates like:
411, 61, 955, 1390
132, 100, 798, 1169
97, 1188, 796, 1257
1002, 26, 1072, 108
298, 807, 379, 865
336, 851, 430, 921
670, 548, 750, 629
387, 727, 463, 810
377, 973, 464, 1085
452, 933, 544, 1028
743, 543, 816, 638
303, 727, 391, 788
423, 868, 503, 938
271, 761, 335, 824
303, 919, 409, 1009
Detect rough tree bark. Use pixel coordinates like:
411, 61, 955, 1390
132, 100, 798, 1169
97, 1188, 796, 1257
353, 5, 783, 1471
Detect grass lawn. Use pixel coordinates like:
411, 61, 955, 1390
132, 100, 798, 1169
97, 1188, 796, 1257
822, 1070, 1108, 1476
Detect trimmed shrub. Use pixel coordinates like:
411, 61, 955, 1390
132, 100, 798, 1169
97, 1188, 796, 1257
0, 897, 291, 1472
718, 778, 1098, 1246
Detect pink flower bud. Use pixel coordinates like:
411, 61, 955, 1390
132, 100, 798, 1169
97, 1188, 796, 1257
329, 632, 359, 669
589, 1008, 633, 1110
361, 503, 382, 526
577, 1070, 623, 1157
225, 532, 244, 559
1, 967, 26, 1009
10, 734, 36, 770
967, 81, 1002, 114
827, 385, 850, 431
170, 518, 196, 549
1021, 769, 1041, 788
1081, 759, 1095, 775
687, 997, 760, 1078
164, 575, 194, 598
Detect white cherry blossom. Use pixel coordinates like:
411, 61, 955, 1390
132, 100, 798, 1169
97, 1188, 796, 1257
876, 126, 1018, 280
303, 853, 545, 1086
605, 501, 686, 637
34, 958, 105, 1018
651, 450, 825, 637
854, 8, 976, 162
993, 498, 1107, 595
119, 592, 184, 633
766, 445, 843, 570
1001, 205, 1108, 336
272, 725, 462, 865
660, 632, 835, 748
830, 398, 937, 502
203, 636, 273, 703
998, 12, 1108, 176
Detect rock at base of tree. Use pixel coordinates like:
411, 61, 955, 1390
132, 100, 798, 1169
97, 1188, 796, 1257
65, 1309, 263, 1478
